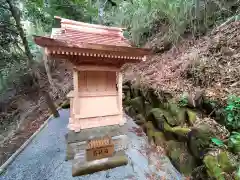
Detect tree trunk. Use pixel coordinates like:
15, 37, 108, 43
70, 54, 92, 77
98, 0, 104, 24
42, 90, 59, 117
88, 0, 92, 23
43, 53, 54, 87
6, 0, 59, 118
6, 0, 34, 68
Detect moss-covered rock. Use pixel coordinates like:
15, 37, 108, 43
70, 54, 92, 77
194, 117, 230, 140
162, 110, 179, 127
135, 114, 145, 125
204, 151, 239, 180
146, 121, 156, 142
163, 102, 187, 126
143, 88, 160, 108
144, 101, 152, 116
168, 126, 191, 140
166, 140, 197, 175
153, 131, 166, 147
123, 96, 131, 107
122, 85, 130, 92
136, 113, 145, 121
186, 109, 197, 126
168, 103, 181, 116
61, 100, 70, 109
204, 155, 225, 180
146, 108, 165, 131
124, 106, 137, 118
130, 96, 145, 115
176, 109, 187, 125
218, 151, 237, 172
188, 126, 212, 159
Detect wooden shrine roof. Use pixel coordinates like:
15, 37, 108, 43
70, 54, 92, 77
33, 16, 151, 66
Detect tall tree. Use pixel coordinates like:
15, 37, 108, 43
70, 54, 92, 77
3, 0, 59, 117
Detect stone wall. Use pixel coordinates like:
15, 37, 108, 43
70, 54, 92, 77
122, 81, 239, 179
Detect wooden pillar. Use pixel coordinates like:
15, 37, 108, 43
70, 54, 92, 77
73, 69, 79, 125
118, 71, 124, 125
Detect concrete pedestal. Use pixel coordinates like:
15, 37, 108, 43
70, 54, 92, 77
65, 123, 129, 176
65, 123, 128, 161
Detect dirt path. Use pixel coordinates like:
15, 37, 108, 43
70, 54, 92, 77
0, 109, 183, 180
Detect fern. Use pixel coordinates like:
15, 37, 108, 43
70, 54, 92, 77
225, 95, 240, 131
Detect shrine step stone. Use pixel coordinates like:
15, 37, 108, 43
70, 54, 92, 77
65, 123, 128, 161
66, 134, 128, 161
72, 151, 128, 177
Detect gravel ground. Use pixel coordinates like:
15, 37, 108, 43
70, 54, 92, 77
0, 109, 183, 180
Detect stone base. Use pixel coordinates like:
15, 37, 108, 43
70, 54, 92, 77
66, 123, 127, 144
72, 151, 128, 177
66, 134, 128, 161
65, 123, 128, 161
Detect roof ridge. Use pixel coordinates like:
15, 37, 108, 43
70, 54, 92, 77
54, 16, 125, 32
61, 28, 123, 38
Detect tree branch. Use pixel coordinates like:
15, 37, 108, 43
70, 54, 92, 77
0, 20, 16, 27
0, 4, 9, 10
0, 25, 19, 35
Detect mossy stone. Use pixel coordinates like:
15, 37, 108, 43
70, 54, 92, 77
204, 155, 225, 180
186, 109, 197, 126
166, 140, 197, 175
144, 88, 160, 108
144, 101, 152, 116
146, 108, 165, 131
176, 108, 187, 125
122, 85, 130, 91
162, 102, 186, 126
168, 126, 191, 139
61, 101, 70, 109
153, 131, 166, 146
204, 151, 238, 180
161, 110, 179, 127
130, 85, 141, 98
130, 96, 145, 114
168, 103, 180, 116
124, 106, 136, 118
135, 114, 145, 125
188, 127, 212, 159
123, 97, 131, 106
218, 151, 238, 172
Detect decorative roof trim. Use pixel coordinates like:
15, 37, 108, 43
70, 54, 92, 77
34, 36, 151, 58
46, 48, 144, 60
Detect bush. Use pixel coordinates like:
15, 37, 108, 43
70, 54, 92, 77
225, 95, 240, 131
228, 132, 240, 154
105, 0, 240, 46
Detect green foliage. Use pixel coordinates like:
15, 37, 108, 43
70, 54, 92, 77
211, 138, 225, 147
204, 155, 225, 180
104, 0, 240, 45
178, 93, 188, 107
225, 95, 240, 130
0, 0, 98, 95
0, 0, 27, 93
24, 0, 98, 32
237, 166, 240, 179
228, 132, 240, 154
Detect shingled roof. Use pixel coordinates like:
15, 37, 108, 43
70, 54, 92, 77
51, 16, 131, 47
34, 16, 151, 66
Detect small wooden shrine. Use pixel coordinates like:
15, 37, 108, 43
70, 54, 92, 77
34, 16, 151, 132
34, 16, 151, 176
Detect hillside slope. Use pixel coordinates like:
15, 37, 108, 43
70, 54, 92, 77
123, 21, 240, 102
